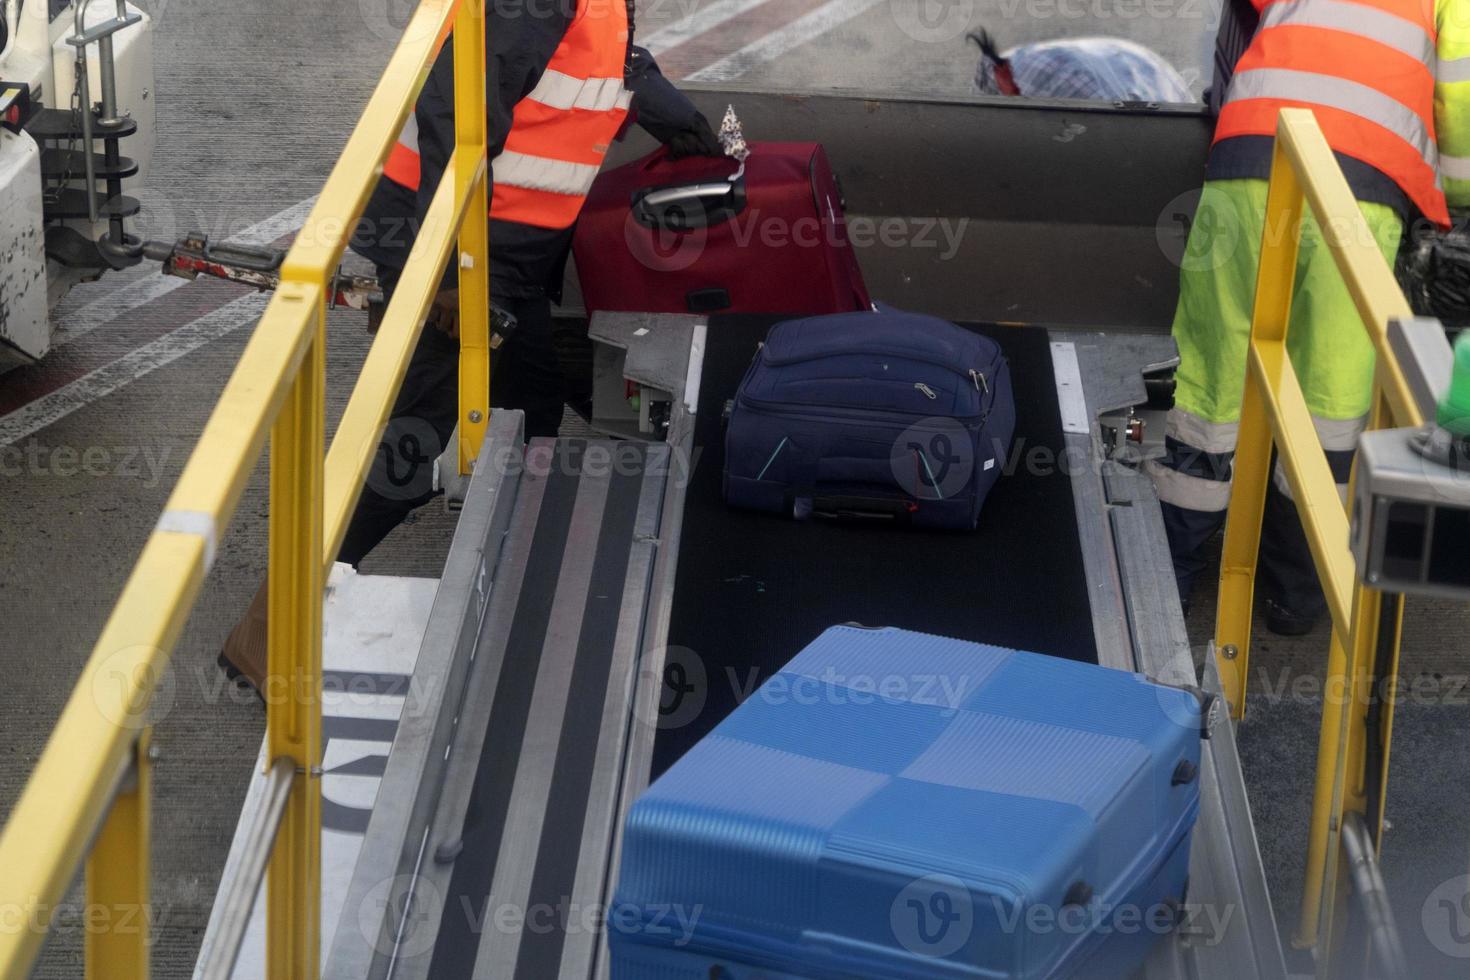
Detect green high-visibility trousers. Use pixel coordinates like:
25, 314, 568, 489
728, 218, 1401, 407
1172, 178, 1404, 428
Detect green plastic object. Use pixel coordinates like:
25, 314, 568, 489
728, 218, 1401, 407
1440, 331, 1470, 435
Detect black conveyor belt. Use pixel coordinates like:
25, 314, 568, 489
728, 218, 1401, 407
654, 316, 1098, 777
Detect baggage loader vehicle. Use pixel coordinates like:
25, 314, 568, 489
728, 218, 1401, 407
0, 0, 154, 367
4, 3, 1470, 979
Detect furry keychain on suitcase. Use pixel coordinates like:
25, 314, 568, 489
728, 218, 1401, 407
723, 304, 1017, 530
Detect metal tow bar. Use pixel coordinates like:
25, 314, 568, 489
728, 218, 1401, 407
140, 232, 519, 346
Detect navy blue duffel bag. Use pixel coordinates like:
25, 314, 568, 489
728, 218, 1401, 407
723, 306, 1016, 530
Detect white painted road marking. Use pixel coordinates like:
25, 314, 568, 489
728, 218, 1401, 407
0, 293, 269, 447
685, 0, 888, 80
639, 0, 780, 55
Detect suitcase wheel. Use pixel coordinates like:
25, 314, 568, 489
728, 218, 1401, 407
1062, 880, 1094, 908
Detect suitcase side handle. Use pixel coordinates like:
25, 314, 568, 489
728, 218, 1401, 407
632, 178, 747, 231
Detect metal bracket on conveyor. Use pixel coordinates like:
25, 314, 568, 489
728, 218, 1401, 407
588, 311, 708, 440
326, 314, 706, 980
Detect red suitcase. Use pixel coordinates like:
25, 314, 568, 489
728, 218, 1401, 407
573, 142, 871, 316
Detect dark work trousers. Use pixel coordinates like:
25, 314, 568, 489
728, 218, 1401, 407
1159, 444, 1352, 618
337, 267, 562, 567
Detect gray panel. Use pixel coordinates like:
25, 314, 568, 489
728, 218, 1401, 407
1068, 332, 1180, 417
1386, 316, 1455, 421
572, 88, 1214, 330
1112, 464, 1285, 978
587, 312, 703, 438
607, 88, 1213, 227
589, 312, 702, 399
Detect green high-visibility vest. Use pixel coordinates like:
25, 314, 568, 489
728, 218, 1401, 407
1438, 0, 1470, 209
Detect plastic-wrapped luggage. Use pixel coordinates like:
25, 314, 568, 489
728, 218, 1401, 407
573, 142, 871, 317
611, 625, 1214, 979
1398, 222, 1470, 328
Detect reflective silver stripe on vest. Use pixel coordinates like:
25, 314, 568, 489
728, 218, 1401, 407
495, 151, 601, 196
1261, 0, 1433, 64
1164, 407, 1240, 454
1310, 412, 1367, 451
397, 113, 420, 154
526, 69, 634, 112
1442, 154, 1470, 179
1144, 458, 1233, 512
1226, 68, 1437, 172
1439, 56, 1470, 85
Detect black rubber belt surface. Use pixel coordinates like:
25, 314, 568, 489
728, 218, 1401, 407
654, 316, 1098, 777
515, 445, 646, 980
427, 440, 651, 979
428, 441, 582, 980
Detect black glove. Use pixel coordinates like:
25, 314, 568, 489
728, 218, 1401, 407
666, 113, 722, 159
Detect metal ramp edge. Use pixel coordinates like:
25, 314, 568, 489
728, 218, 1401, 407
326, 315, 703, 980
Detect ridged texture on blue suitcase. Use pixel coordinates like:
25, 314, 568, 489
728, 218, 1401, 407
611, 627, 1204, 979
722, 307, 1017, 530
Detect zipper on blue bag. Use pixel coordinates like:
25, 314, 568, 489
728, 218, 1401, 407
756, 437, 789, 480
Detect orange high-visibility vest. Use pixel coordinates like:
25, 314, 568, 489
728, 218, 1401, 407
1215, 0, 1449, 227
384, 0, 633, 230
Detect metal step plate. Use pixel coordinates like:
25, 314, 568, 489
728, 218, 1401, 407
42, 187, 140, 219
39, 147, 138, 180
192, 566, 439, 980
24, 106, 138, 141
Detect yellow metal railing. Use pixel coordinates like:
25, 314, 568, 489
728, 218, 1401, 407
0, 1, 489, 977
1211, 108, 1427, 978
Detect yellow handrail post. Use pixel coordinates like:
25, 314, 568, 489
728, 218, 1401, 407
1207, 107, 1428, 975
1309, 580, 1386, 974
1214, 126, 1304, 719
265, 284, 326, 980
455, 0, 491, 476
1305, 387, 1407, 976
84, 729, 152, 980
1295, 628, 1351, 948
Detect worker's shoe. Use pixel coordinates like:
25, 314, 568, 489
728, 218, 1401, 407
1262, 597, 1320, 637
219, 580, 268, 704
